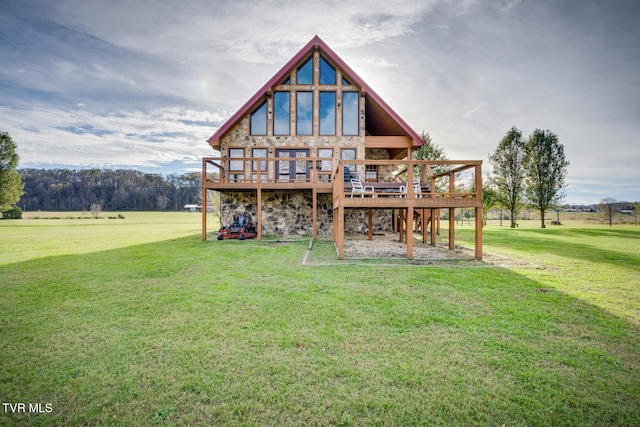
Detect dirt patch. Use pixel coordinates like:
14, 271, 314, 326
339, 233, 533, 268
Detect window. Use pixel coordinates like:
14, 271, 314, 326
320, 57, 336, 84
296, 57, 313, 84
229, 148, 245, 182
319, 92, 336, 135
342, 92, 359, 136
277, 149, 309, 182
341, 148, 356, 178
273, 92, 290, 135
318, 148, 333, 171
318, 148, 333, 182
282, 76, 290, 85
342, 76, 351, 85
250, 102, 266, 135
365, 164, 378, 182
296, 92, 313, 135
252, 148, 268, 182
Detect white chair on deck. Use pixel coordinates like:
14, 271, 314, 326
413, 182, 423, 198
350, 178, 374, 197
399, 183, 423, 198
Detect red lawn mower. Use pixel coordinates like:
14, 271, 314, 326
217, 212, 257, 240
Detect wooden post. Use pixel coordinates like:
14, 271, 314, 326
367, 209, 373, 240
422, 208, 427, 243
449, 170, 455, 250
202, 159, 207, 241
337, 204, 344, 259
312, 188, 317, 239
475, 163, 483, 260
257, 188, 263, 240
430, 209, 436, 246
406, 208, 414, 259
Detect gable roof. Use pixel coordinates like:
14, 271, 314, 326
207, 35, 424, 148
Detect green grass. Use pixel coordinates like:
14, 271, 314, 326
1, 213, 639, 426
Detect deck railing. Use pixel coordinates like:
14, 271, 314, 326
203, 156, 482, 199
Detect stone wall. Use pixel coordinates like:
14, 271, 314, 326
220, 191, 393, 236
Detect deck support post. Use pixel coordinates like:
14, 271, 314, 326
430, 209, 436, 246
406, 207, 414, 259
367, 209, 373, 240
312, 188, 317, 239
449, 170, 456, 250
449, 208, 455, 250
257, 188, 263, 240
337, 204, 345, 259
202, 158, 207, 241
475, 163, 483, 260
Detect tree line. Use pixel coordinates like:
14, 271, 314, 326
18, 168, 202, 211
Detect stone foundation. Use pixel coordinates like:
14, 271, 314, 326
220, 191, 394, 237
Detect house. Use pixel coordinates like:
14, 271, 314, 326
202, 36, 483, 259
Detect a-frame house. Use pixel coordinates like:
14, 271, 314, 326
202, 35, 483, 259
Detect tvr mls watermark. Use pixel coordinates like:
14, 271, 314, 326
3, 403, 53, 413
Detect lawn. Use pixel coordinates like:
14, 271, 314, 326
1, 213, 638, 426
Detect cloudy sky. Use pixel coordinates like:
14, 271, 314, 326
1, 0, 638, 204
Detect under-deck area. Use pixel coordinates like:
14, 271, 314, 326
202, 157, 482, 260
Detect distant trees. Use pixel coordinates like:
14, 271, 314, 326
490, 127, 569, 228
524, 129, 569, 228
0, 132, 25, 214
18, 168, 201, 211
489, 127, 526, 228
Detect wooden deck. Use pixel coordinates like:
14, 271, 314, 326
202, 157, 483, 260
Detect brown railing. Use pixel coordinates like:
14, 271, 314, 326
202, 156, 482, 201
203, 156, 336, 185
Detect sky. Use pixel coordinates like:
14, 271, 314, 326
1, 0, 639, 205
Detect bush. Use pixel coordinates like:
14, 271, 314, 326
1, 206, 23, 219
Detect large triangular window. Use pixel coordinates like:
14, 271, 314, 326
250, 101, 267, 135
297, 57, 313, 84
320, 57, 336, 84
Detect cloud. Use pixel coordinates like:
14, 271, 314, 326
1, 0, 639, 203
2, 106, 223, 170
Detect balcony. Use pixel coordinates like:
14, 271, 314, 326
202, 156, 483, 260
203, 156, 482, 202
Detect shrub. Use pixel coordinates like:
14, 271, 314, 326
1, 206, 23, 219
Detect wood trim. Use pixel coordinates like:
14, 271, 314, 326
365, 136, 411, 148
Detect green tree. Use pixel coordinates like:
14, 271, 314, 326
413, 132, 448, 191
489, 127, 526, 228
524, 129, 569, 228
0, 132, 24, 213
413, 132, 447, 162
482, 181, 498, 226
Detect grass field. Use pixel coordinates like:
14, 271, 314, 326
1, 212, 639, 426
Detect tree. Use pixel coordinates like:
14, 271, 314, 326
0, 132, 24, 212
600, 198, 616, 226
413, 132, 447, 162
524, 129, 569, 228
489, 127, 526, 228
482, 181, 498, 226
413, 132, 448, 191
